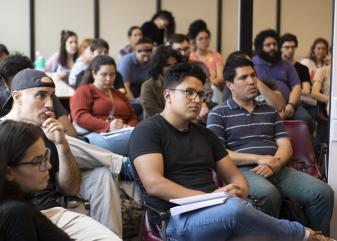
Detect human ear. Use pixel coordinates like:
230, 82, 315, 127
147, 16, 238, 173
4, 166, 15, 181
163, 89, 171, 103
12, 90, 22, 105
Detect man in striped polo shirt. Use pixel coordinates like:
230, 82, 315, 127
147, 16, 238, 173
207, 56, 333, 236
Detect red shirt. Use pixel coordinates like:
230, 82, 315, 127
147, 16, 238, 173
70, 84, 138, 132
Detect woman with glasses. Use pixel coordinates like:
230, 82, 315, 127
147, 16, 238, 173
0, 120, 72, 241
70, 55, 138, 155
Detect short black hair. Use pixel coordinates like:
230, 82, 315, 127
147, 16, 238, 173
149, 46, 182, 79
224, 56, 255, 83
168, 34, 189, 46
163, 62, 206, 90
0, 53, 33, 86
136, 37, 154, 46
90, 38, 109, 52
127, 26, 142, 37
254, 29, 279, 54
280, 33, 298, 48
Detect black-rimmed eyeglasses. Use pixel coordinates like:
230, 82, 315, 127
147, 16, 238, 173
11, 148, 51, 171
169, 88, 205, 101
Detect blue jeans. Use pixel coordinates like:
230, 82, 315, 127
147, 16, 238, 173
166, 196, 305, 241
240, 166, 334, 235
84, 131, 132, 156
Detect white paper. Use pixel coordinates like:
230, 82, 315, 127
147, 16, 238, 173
170, 192, 229, 205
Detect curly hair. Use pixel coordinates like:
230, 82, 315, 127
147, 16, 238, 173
254, 29, 279, 55
149, 46, 183, 80
151, 10, 176, 38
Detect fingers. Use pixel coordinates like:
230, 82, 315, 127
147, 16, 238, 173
250, 165, 274, 177
42, 118, 64, 133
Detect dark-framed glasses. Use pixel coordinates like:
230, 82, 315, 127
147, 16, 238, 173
169, 88, 205, 101
11, 148, 51, 171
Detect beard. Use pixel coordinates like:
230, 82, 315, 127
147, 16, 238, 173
259, 49, 282, 64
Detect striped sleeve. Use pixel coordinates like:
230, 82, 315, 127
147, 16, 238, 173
207, 107, 226, 146
273, 111, 288, 139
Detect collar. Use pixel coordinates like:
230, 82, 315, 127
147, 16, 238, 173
227, 98, 261, 110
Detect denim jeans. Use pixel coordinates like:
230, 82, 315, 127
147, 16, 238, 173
240, 166, 334, 235
84, 130, 132, 156
166, 196, 305, 241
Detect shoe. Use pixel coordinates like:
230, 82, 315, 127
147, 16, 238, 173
121, 158, 134, 182
306, 228, 336, 241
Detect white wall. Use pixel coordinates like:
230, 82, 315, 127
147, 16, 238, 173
0, 0, 30, 56
100, 0, 156, 61
35, 0, 94, 60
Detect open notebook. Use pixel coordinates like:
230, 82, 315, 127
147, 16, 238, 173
169, 192, 230, 216
101, 127, 134, 138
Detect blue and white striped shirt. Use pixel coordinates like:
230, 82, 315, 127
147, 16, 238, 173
207, 99, 288, 156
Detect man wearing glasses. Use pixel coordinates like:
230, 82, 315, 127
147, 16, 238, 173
280, 33, 317, 119
128, 62, 331, 240
2, 68, 122, 240
118, 37, 154, 100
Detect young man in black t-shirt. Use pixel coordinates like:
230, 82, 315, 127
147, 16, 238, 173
128, 62, 329, 241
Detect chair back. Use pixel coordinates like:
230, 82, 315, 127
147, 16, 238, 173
283, 120, 321, 178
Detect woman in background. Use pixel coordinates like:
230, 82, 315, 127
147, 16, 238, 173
189, 20, 225, 104
70, 55, 138, 155
0, 120, 72, 241
300, 37, 329, 81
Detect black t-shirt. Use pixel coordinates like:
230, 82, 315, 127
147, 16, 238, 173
294, 62, 311, 85
27, 137, 61, 210
128, 114, 228, 224
0, 199, 72, 241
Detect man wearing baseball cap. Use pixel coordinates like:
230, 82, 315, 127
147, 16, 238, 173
2, 68, 122, 241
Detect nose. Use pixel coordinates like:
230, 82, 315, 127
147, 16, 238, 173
45, 95, 53, 108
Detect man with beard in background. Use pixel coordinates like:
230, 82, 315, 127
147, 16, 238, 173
252, 29, 312, 128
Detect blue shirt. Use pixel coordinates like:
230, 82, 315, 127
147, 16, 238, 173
117, 52, 151, 98
252, 55, 300, 101
207, 99, 288, 156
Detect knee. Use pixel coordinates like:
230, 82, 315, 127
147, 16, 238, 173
312, 183, 334, 206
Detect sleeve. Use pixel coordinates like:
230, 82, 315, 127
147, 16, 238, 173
2, 203, 39, 241
69, 61, 86, 87
53, 95, 67, 118
300, 65, 311, 83
141, 80, 164, 117
213, 52, 225, 67
207, 128, 229, 162
128, 119, 162, 162
46, 52, 59, 72
206, 107, 227, 146
287, 63, 301, 88
117, 56, 132, 83
273, 110, 288, 139
70, 85, 109, 132
313, 67, 324, 84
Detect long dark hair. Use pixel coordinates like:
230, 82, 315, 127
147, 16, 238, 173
309, 37, 329, 64
81, 55, 116, 85
59, 30, 78, 67
149, 45, 182, 79
0, 120, 44, 201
